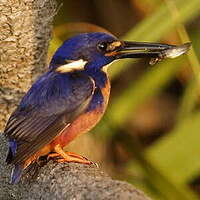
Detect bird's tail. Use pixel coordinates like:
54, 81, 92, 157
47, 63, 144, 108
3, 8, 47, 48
10, 164, 23, 184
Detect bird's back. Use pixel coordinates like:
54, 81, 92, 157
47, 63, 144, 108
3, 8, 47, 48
4, 70, 95, 166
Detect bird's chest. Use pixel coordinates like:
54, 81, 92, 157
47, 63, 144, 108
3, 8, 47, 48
57, 80, 111, 147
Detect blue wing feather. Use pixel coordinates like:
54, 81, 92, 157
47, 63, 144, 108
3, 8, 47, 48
4, 70, 94, 164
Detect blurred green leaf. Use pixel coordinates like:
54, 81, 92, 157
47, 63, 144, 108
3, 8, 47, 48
176, 78, 199, 121
110, 0, 200, 77
48, 34, 63, 59
145, 111, 200, 198
106, 57, 185, 132
102, 0, 200, 135
100, 0, 200, 198
163, 0, 200, 122
146, 111, 200, 182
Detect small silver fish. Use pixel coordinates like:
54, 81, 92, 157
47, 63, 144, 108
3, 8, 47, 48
149, 42, 191, 65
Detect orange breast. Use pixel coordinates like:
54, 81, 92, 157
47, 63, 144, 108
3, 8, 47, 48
52, 79, 111, 148
23, 78, 111, 168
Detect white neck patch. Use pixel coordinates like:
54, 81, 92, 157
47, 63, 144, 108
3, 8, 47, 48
102, 60, 116, 72
56, 59, 87, 73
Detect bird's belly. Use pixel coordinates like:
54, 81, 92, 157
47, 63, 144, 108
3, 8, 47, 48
52, 81, 110, 148
24, 80, 110, 167
54, 106, 105, 148
23, 108, 106, 168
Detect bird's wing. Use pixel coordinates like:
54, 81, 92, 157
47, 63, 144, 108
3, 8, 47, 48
4, 71, 95, 164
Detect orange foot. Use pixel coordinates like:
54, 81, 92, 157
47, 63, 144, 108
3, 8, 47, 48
48, 144, 97, 166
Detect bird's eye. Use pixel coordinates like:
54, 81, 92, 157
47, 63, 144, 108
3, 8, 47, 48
97, 42, 108, 52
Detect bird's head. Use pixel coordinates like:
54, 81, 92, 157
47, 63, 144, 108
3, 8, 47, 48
50, 32, 191, 73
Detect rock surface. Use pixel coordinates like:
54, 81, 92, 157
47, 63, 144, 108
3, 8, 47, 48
0, 0, 57, 131
0, 134, 151, 200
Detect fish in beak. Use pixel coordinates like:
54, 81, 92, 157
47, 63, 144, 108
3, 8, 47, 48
108, 40, 191, 65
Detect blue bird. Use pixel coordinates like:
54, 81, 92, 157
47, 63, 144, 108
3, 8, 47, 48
3, 32, 190, 184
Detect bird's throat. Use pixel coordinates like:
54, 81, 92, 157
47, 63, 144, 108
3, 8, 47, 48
85, 69, 108, 89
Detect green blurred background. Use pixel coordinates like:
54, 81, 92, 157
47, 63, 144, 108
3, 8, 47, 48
48, 0, 200, 199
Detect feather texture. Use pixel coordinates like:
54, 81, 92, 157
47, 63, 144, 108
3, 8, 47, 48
4, 70, 95, 165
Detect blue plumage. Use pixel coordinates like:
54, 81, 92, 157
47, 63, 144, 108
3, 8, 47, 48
10, 164, 23, 184
87, 88, 104, 112
5, 70, 94, 160
4, 33, 119, 183
19, 71, 93, 115
50, 32, 116, 70
6, 139, 17, 164
4, 32, 180, 183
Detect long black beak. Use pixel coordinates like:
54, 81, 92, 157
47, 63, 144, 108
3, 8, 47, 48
115, 41, 191, 62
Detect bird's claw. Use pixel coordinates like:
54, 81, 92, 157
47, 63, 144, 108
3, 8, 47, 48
47, 151, 98, 166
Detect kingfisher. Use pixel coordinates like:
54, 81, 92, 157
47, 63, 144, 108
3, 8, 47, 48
3, 32, 190, 184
